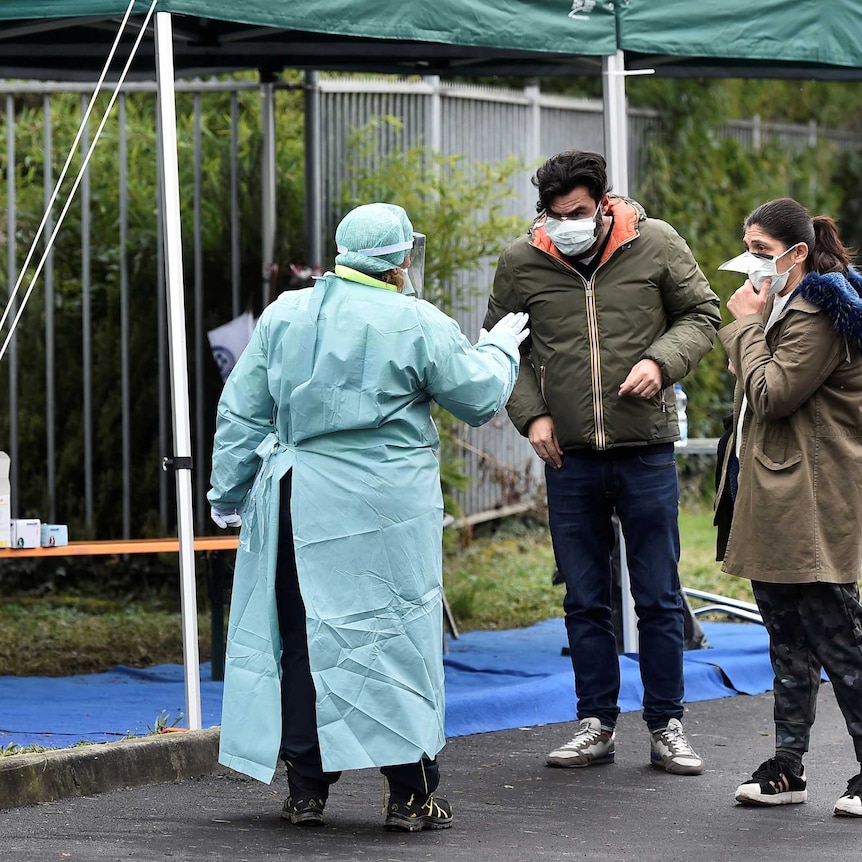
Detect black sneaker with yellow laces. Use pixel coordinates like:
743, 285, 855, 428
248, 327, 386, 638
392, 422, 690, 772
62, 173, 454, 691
384, 793, 453, 832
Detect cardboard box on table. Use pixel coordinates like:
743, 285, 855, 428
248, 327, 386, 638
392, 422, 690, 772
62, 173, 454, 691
11, 519, 41, 549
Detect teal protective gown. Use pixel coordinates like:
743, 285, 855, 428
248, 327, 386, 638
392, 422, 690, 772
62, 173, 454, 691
208, 271, 520, 783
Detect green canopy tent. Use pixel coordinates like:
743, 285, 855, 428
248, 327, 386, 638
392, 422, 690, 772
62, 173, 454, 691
0, 2, 616, 79
2, 0, 862, 727
618, 0, 862, 80
0, 0, 616, 732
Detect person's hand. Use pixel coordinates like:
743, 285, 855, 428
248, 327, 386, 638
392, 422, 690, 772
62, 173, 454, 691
479, 311, 530, 346
727, 278, 768, 320
727, 358, 736, 376
528, 415, 563, 469
211, 507, 242, 529
619, 358, 662, 399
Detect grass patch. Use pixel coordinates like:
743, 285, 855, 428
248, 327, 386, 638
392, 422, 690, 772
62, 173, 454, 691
676, 506, 754, 605
442, 504, 753, 630
0, 505, 750, 677
0, 740, 98, 758
0, 596, 214, 676
443, 517, 558, 630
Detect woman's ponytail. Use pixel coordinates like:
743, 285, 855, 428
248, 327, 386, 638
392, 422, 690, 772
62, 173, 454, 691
811, 215, 854, 275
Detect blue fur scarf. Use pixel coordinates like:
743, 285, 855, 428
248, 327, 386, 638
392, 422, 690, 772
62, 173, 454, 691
796, 268, 862, 349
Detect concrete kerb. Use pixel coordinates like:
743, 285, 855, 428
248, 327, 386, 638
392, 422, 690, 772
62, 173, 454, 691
0, 727, 222, 809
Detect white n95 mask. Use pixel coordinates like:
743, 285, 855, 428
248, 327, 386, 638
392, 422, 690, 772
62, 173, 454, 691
543, 204, 601, 257
719, 244, 799, 296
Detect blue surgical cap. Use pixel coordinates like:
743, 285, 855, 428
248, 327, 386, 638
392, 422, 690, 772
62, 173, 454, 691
335, 203, 414, 274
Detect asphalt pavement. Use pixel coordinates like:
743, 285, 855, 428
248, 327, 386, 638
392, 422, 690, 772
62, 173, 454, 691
2, 686, 861, 861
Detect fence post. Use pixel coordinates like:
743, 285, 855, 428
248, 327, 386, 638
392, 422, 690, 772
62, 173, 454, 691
304, 70, 323, 272
260, 74, 277, 311
5, 95, 18, 518
525, 79, 541, 168
425, 74, 442, 155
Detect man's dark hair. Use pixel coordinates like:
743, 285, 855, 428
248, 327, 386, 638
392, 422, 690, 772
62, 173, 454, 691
532, 150, 610, 214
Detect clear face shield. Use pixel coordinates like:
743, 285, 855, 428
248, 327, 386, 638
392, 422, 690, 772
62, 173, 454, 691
405, 233, 426, 298
342, 232, 425, 295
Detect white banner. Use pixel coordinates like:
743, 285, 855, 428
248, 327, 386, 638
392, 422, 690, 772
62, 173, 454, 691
207, 311, 256, 382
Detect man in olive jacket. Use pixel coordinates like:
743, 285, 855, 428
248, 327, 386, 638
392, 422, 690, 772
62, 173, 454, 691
484, 150, 720, 775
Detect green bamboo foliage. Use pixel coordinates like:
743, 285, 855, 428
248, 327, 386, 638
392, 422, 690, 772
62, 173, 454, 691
0, 78, 306, 539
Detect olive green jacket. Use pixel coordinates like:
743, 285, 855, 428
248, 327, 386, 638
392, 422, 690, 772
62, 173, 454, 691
717, 269, 862, 584
484, 197, 720, 450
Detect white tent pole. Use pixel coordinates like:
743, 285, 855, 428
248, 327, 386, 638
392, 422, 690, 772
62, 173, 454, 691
604, 51, 657, 653
154, 11, 202, 731
602, 49, 629, 197
603, 49, 637, 651
615, 518, 639, 654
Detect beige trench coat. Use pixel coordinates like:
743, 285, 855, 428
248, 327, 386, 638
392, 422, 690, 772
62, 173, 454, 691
717, 290, 862, 584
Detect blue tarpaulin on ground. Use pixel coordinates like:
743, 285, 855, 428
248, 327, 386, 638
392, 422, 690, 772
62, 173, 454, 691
0, 621, 773, 750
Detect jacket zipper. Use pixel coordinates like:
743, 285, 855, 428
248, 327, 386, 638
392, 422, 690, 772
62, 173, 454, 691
535, 225, 638, 451
581, 237, 639, 449
583, 276, 606, 448
541, 255, 607, 449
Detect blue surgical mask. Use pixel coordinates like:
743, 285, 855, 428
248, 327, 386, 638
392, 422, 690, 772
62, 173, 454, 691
543, 204, 601, 257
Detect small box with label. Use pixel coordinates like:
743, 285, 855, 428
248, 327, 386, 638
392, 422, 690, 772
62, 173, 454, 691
40, 524, 69, 548
11, 519, 41, 549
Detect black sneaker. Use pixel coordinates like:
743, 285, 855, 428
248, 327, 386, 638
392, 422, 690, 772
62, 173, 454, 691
834, 770, 862, 817
384, 793, 453, 832
281, 795, 326, 826
735, 757, 807, 806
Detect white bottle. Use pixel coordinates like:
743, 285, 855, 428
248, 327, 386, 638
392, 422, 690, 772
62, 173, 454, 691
0, 451, 9, 548
674, 384, 688, 448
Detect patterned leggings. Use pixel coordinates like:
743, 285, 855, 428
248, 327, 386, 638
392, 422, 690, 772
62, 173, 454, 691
752, 580, 862, 763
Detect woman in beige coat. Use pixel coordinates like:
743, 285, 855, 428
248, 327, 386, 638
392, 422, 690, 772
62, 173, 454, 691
716, 198, 862, 817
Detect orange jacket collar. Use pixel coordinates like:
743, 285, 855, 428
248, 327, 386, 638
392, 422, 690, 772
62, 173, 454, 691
531, 196, 640, 267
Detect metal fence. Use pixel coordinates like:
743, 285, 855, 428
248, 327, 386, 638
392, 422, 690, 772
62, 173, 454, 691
0, 78, 267, 539
314, 76, 859, 518
0, 75, 856, 537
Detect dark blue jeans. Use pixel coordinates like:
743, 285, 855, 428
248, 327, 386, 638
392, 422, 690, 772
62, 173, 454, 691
546, 447, 685, 730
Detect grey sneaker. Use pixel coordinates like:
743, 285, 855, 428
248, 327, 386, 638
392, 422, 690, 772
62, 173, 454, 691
547, 717, 615, 768
650, 718, 704, 775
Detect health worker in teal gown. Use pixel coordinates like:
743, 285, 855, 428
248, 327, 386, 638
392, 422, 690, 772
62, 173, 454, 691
208, 202, 529, 831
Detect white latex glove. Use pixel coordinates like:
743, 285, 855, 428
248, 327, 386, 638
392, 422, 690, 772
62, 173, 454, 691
479, 311, 530, 346
211, 506, 242, 529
